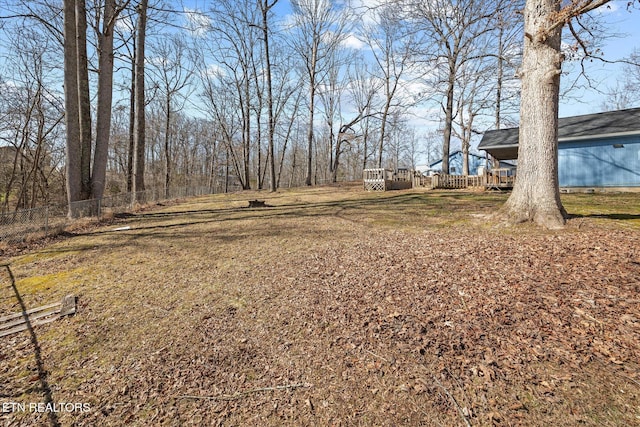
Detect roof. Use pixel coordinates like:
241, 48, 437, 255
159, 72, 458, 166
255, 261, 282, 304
478, 107, 640, 160
428, 149, 485, 168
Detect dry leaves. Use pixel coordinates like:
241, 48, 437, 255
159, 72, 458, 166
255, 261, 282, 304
1, 187, 639, 426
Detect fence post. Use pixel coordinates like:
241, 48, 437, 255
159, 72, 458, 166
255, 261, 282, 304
45, 206, 49, 237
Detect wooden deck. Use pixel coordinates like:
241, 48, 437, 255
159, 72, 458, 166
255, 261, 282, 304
484, 168, 515, 190
363, 169, 413, 191
364, 168, 516, 191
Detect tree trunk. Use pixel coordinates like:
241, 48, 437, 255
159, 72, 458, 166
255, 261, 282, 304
76, 0, 92, 200
441, 60, 456, 175
264, 5, 277, 193
127, 42, 136, 192
462, 143, 469, 176
225, 146, 230, 193
242, 79, 251, 190
256, 111, 263, 189
63, 0, 82, 216
362, 118, 370, 171
377, 89, 390, 168
305, 40, 318, 187
289, 145, 297, 188
276, 102, 297, 188
92, 0, 116, 201
133, 0, 148, 199
30, 89, 46, 209
305, 81, 315, 186
332, 139, 341, 183
493, 20, 505, 170
495, 23, 504, 131
499, 0, 566, 229
164, 97, 171, 198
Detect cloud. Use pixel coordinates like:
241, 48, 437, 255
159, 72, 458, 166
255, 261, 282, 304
351, 0, 388, 25
202, 63, 226, 79
342, 33, 367, 50
115, 14, 134, 33
184, 8, 211, 37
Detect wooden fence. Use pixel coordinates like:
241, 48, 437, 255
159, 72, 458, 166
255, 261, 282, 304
413, 174, 433, 188
364, 169, 513, 191
424, 174, 484, 189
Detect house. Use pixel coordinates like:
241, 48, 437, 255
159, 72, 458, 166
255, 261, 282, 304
478, 107, 640, 188
423, 150, 514, 176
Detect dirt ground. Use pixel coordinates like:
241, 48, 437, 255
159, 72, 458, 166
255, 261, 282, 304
1, 184, 639, 426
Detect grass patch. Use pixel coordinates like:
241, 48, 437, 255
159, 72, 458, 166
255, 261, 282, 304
1, 185, 639, 426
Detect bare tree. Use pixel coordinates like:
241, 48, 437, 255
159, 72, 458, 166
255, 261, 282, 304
63, 0, 82, 213
91, 0, 131, 200
205, 0, 265, 189
258, 0, 279, 192
451, 58, 491, 175
422, 130, 442, 166
60, 0, 130, 214
385, 110, 410, 170
500, 0, 629, 228
361, 2, 415, 168
270, 50, 305, 189
288, 0, 352, 186
600, 49, 640, 111
147, 34, 195, 198
492, 2, 523, 131
0, 28, 64, 210
199, 68, 249, 190
346, 59, 381, 171
320, 58, 377, 183
132, 0, 148, 199
408, 0, 507, 174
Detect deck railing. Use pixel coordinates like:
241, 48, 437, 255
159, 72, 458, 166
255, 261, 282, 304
363, 168, 413, 191
485, 168, 516, 188
430, 174, 485, 189
364, 168, 514, 191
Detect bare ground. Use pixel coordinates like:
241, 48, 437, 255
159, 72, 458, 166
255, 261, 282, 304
1, 184, 639, 426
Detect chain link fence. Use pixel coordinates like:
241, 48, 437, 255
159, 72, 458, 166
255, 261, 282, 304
0, 180, 352, 245
0, 206, 52, 244
0, 185, 214, 245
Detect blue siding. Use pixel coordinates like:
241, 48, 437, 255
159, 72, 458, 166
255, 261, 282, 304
558, 135, 640, 187
429, 151, 487, 175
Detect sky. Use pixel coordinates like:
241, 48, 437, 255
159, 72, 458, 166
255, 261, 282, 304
184, 0, 640, 119
3, 0, 636, 154
558, 1, 640, 117
177, 0, 640, 160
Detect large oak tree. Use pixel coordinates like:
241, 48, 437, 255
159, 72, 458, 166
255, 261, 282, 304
501, 0, 631, 229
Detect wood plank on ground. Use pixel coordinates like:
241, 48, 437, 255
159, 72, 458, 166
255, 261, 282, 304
0, 295, 76, 338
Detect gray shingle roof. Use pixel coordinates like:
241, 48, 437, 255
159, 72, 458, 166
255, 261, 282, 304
478, 107, 640, 159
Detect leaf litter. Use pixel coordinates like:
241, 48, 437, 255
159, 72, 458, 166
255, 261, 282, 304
0, 185, 639, 426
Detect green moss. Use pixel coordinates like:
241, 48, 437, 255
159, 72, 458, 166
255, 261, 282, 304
11, 250, 82, 267
16, 268, 86, 295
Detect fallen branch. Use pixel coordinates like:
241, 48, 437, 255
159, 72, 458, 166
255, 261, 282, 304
433, 376, 472, 427
178, 382, 312, 401
364, 349, 390, 363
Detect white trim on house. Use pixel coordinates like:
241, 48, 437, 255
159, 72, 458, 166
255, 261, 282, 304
559, 130, 640, 143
